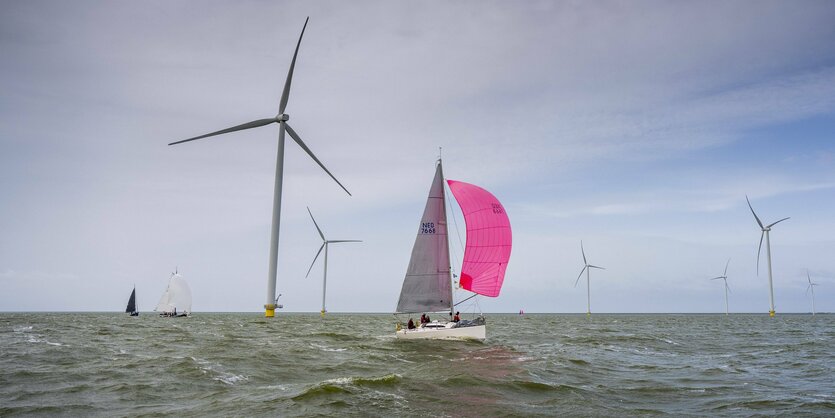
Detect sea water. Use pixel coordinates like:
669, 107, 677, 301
1, 313, 833, 416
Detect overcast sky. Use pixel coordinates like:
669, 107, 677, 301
2, 1, 835, 314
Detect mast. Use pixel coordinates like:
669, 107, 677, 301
439, 156, 455, 315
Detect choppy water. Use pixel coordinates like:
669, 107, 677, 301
1, 313, 833, 417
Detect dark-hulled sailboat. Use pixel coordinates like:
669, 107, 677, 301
126, 286, 139, 316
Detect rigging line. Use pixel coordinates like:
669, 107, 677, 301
446, 183, 466, 258
454, 293, 478, 307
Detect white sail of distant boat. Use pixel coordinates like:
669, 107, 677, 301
154, 270, 192, 317
394, 158, 512, 340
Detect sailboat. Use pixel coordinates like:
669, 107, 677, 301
154, 270, 192, 317
125, 286, 139, 316
394, 158, 512, 340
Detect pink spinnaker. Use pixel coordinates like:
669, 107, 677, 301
447, 180, 512, 297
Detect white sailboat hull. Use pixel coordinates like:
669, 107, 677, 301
395, 324, 485, 341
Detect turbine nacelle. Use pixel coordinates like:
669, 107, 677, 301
276, 114, 289, 122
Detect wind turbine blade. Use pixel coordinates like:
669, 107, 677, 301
328, 240, 362, 243
726, 282, 731, 293
710, 277, 724, 280
723, 258, 731, 277
745, 195, 764, 229
807, 270, 812, 285
588, 265, 605, 270
305, 243, 325, 278
767, 217, 790, 228
306, 206, 326, 241
279, 17, 309, 115
756, 231, 764, 276
581, 241, 587, 265
169, 118, 275, 145
575, 266, 587, 287
285, 123, 352, 196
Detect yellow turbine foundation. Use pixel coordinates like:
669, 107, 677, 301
769, 310, 775, 317
265, 304, 276, 318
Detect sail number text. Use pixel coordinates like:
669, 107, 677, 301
420, 222, 436, 234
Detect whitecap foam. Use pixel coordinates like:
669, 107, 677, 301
261, 384, 292, 391
215, 373, 249, 385
324, 377, 354, 385
310, 343, 348, 352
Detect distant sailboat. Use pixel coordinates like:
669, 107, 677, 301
394, 158, 512, 340
125, 286, 139, 316
154, 270, 192, 317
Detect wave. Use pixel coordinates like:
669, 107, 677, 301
292, 383, 353, 401
292, 374, 402, 401
326, 374, 402, 387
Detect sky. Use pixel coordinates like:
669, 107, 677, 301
2, 1, 835, 314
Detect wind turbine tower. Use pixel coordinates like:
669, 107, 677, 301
306, 207, 361, 317
169, 18, 351, 317
575, 241, 605, 317
710, 258, 731, 315
806, 270, 819, 316
746, 196, 789, 318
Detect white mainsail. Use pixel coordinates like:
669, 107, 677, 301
395, 161, 454, 314
154, 272, 192, 315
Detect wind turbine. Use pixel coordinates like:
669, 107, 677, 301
806, 270, 819, 316
710, 258, 731, 316
575, 241, 605, 317
168, 18, 351, 318
746, 196, 789, 317
305, 207, 361, 317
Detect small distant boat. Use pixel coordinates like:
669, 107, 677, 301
154, 270, 192, 317
394, 158, 512, 341
125, 286, 139, 316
